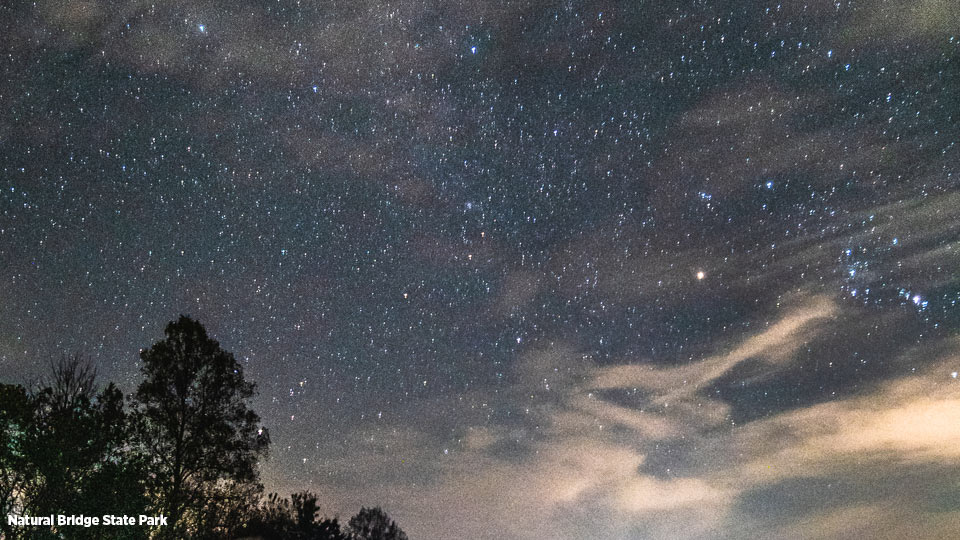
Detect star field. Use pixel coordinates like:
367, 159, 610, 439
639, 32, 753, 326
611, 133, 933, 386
2, 1, 960, 538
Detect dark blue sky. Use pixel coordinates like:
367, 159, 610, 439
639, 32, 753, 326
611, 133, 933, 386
2, 1, 960, 538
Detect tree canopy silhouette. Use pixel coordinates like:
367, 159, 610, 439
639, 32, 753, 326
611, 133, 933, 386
0, 323, 413, 540
347, 507, 409, 540
131, 315, 270, 538
242, 491, 348, 540
0, 382, 35, 539
0, 355, 149, 539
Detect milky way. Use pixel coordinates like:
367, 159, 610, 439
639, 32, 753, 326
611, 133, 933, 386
2, 1, 959, 538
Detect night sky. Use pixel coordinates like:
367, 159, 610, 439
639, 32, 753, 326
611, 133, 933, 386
2, 1, 960, 538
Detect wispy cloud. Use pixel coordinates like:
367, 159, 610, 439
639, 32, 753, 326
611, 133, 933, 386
310, 297, 960, 538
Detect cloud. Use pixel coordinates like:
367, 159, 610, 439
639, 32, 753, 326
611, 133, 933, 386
734, 345, 960, 485
844, 0, 957, 45
584, 295, 837, 436
317, 297, 960, 539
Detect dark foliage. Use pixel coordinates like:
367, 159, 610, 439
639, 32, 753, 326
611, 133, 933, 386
347, 507, 409, 540
242, 491, 348, 540
0, 383, 35, 540
0, 321, 411, 540
131, 315, 270, 538
0, 355, 150, 539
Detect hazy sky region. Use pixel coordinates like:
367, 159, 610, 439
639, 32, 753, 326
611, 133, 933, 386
2, 1, 960, 538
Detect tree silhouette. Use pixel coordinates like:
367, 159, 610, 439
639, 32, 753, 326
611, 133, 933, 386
0, 327, 413, 540
0, 355, 149, 539
131, 316, 270, 538
27, 358, 129, 514
347, 507, 408, 540
243, 491, 347, 540
196, 479, 264, 539
315, 517, 349, 540
0, 383, 35, 540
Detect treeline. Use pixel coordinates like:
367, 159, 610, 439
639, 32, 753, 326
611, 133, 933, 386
0, 316, 408, 540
